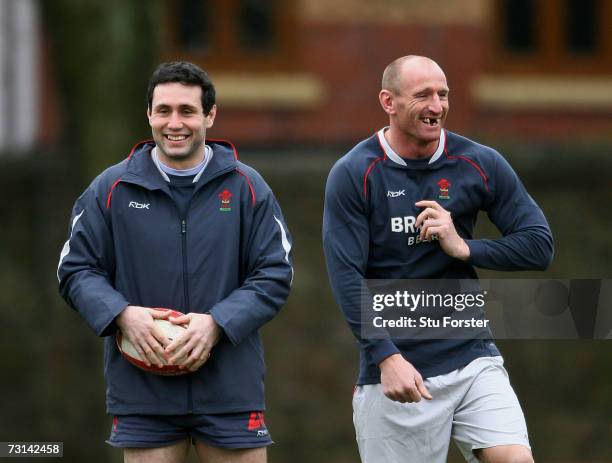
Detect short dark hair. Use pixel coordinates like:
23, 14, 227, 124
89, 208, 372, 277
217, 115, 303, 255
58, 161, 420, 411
147, 61, 216, 114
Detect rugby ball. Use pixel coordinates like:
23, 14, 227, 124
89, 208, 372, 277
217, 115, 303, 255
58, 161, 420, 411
116, 308, 189, 376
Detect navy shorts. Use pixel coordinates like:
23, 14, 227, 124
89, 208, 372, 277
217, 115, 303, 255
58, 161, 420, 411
106, 411, 272, 449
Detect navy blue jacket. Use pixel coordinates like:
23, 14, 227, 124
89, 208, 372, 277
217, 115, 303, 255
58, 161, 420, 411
58, 139, 293, 415
323, 129, 553, 383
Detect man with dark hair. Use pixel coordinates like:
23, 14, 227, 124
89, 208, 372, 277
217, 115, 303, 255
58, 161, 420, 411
58, 61, 293, 463
146, 61, 216, 115
323, 56, 553, 462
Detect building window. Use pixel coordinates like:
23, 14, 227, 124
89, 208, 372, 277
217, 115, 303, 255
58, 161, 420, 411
502, 0, 536, 53
491, 0, 612, 73
178, 0, 210, 51
565, 0, 597, 53
239, 0, 274, 50
163, 0, 296, 72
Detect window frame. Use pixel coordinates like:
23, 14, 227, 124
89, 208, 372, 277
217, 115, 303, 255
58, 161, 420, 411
487, 0, 612, 74
161, 0, 298, 72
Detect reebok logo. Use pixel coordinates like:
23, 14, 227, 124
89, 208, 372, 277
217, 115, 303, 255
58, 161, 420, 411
129, 201, 150, 209
387, 190, 406, 198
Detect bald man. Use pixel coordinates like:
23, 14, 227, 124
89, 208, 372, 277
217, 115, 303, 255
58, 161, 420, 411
323, 56, 553, 462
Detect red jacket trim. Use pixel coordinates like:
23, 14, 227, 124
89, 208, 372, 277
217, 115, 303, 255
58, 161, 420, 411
363, 157, 384, 198
236, 169, 256, 206
106, 178, 122, 209
208, 138, 239, 160
444, 149, 489, 191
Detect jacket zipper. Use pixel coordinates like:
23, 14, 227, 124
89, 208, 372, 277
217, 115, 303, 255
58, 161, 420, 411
181, 219, 190, 312
121, 161, 237, 415
180, 217, 193, 414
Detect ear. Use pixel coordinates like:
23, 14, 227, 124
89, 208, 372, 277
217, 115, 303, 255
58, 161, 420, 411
146, 107, 153, 125
379, 90, 395, 116
205, 104, 217, 129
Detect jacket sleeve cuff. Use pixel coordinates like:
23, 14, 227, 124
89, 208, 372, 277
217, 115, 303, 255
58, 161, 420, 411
465, 239, 488, 267
99, 298, 130, 337
208, 306, 236, 344
364, 339, 400, 366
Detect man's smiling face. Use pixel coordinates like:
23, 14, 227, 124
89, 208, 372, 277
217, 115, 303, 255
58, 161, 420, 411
147, 82, 216, 169
390, 59, 449, 146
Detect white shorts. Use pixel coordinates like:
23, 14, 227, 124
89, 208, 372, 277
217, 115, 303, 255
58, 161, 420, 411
353, 356, 530, 463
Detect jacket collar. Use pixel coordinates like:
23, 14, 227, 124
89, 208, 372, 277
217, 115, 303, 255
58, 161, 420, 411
150, 145, 213, 182
375, 127, 446, 169
122, 139, 239, 191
